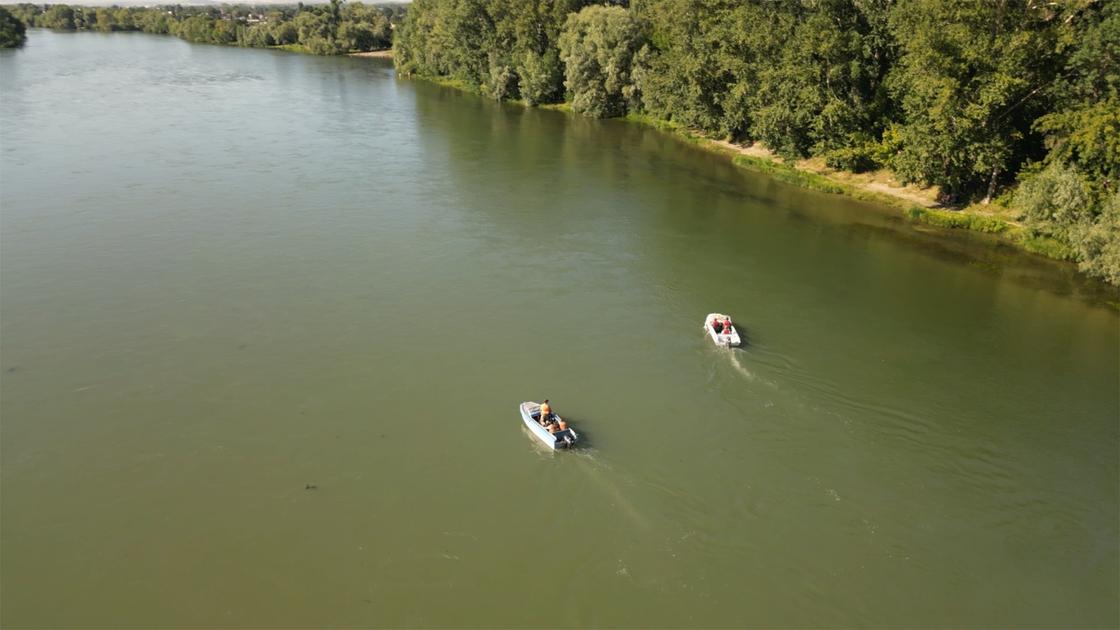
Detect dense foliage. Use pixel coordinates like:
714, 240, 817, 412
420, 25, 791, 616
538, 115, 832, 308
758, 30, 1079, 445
557, 5, 645, 117
0, 6, 28, 47
7, 2, 402, 54
395, 0, 1120, 284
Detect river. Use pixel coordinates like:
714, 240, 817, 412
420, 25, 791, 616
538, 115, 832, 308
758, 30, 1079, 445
1, 31, 1117, 629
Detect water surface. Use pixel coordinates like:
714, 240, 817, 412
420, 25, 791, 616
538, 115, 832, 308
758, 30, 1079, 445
2, 31, 1118, 628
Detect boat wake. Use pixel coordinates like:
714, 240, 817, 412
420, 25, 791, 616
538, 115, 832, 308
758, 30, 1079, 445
727, 349, 755, 381
571, 451, 653, 531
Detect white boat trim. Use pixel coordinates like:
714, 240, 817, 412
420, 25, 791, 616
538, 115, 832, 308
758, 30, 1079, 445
703, 312, 741, 347
519, 401, 578, 450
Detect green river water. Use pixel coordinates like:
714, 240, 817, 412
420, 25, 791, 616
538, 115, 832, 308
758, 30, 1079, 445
1, 31, 1118, 628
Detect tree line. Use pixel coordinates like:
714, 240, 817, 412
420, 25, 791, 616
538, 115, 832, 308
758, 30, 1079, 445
0, 7, 28, 47
4, 2, 405, 54
394, 0, 1119, 285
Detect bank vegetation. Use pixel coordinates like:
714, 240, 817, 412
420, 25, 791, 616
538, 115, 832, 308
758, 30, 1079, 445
5, 2, 404, 55
394, 0, 1119, 285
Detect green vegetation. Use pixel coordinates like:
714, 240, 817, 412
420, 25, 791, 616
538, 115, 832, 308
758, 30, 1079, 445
7, 0, 1115, 283
0, 6, 27, 47
6, 2, 404, 54
906, 207, 1010, 234
395, 0, 1120, 285
557, 5, 645, 117
731, 155, 845, 196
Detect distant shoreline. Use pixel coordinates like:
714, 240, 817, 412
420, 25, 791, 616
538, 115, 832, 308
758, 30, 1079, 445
349, 49, 392, 58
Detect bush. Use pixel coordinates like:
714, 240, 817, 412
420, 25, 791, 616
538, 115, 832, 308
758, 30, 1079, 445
483, 53, 518, 100
517, 49, 563, 106
1070, 192, 1120, 284
907, 207, 1008, 233
1015, 162, 1093, 239
824, 142, 879, 173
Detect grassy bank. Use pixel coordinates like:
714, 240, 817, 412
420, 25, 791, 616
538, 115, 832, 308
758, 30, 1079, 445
349, 49, 392, 58
273, 43, 311, 54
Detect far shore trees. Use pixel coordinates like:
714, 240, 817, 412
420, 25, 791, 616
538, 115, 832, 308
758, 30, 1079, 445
0, 6, 27, 48
7, 2, 397, 53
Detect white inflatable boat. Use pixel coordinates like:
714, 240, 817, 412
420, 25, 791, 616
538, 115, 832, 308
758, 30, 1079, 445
703, 312, 741, 347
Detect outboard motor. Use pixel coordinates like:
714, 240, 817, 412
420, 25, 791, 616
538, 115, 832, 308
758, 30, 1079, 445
562, 434, 575, 448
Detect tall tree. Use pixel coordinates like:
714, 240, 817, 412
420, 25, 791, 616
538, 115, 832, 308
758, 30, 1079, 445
0, 6, 27, 48
558, 4, 646, 117
1018, 1, 1120, 282
887, 0, 1063, 201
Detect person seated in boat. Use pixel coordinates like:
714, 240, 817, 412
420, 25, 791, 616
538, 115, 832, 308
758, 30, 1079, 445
712, 317, 724, 333
723, 317, 733, 333
557, 418, 568, 431
539, 399, 552, 424
547, 421, 561, 434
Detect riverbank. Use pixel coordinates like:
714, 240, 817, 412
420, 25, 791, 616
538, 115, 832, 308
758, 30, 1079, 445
384, 67, 1074, 266
618, 113, 1074, 261
349, 49, 392, 58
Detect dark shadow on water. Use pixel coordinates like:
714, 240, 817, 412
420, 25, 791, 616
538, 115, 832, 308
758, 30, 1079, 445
842, 222, 1119, 309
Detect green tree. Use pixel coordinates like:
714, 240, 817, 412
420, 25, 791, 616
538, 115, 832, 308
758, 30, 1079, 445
1015, 162, 1092, 240
1016, 2, 1120, 284
337, 21, 375, 51
558, 5, 646, 117
636, 0, 760, 138
1070, 192, 1120, 284
342, 2, 391, 49
270, 20, 299, 46
7, 4, 41, 28
94, 7, 117, 32
137, 9, 171, 35
0, 6, 26, 48
39, 4, 76, 30
1032, 1, 1119, 197
518, 48, 563, 104
887, 0, 1063, 201
294, 10, 342, 54
239, 23, 274, 48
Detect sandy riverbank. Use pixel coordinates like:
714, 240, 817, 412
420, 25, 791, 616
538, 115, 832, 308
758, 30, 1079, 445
708, 139, 940, 209
349, 49, 392, 58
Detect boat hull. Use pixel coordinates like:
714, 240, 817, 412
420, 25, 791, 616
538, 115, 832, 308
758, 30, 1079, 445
519, 402, 578, 449
703, 312, 741, 347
